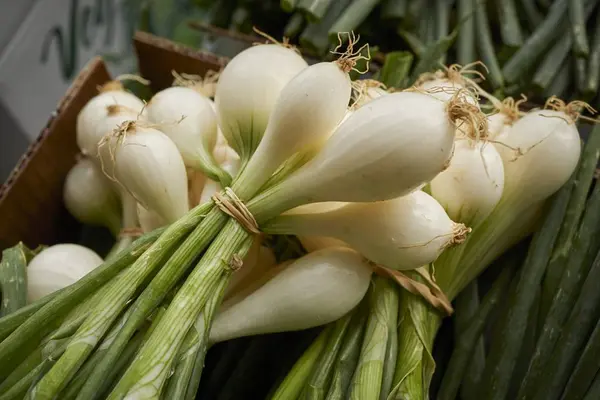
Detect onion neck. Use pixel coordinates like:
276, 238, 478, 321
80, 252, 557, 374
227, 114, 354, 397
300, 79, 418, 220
441, 198, 544, 299
121, 192, 138, 230
105, 212, 123, 238
247, 176, 312, 224
191, 149, 232, 188
231, 137, 286, 200
261, 213, 324, 237
391, 289, 442, 399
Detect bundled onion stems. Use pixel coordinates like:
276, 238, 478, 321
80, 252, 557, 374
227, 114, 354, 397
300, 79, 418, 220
299, 313, 353, 399
348, 277, 399, 400
0, 228, 163, 379
271, 326, 332, 399
325, 305, 368, 399
388, 283, 439, 400
2, 30, 500, 399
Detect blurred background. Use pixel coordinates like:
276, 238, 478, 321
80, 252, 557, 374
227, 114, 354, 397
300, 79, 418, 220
0, 0, 210, 182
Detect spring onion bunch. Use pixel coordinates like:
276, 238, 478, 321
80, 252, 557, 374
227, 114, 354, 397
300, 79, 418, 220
388, 87, 583, 399
0, 35, 486, 400
272, 60, 590, 399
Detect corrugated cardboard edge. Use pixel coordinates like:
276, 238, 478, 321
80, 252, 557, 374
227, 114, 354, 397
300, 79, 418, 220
0, 33, 229, 250
134, 31, 228, 93
0, 57, 111, 249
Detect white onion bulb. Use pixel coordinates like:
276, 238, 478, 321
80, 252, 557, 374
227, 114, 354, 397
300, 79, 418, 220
249, 91, 461, 221
430, 140, 505, 225
352, 79, 387, 109
493, 109, 581, 209
233, 61, 352, 199
137, 204, 165, 233
77, 88, 145, 158
27, 244, 103, 302
487, 112, 512, 141
263, 191, 467, 270
146, 87, 225, 182
100, 124, 189, 223
64, 157, 121, 235
92, 108, 143, 178
215, 44, 308, 160
209, 247, 372, 343
285, 202, 347, 215
418, 78, 471, 103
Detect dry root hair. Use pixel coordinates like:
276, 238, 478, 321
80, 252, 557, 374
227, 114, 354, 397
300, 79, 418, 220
252, 26, 300, 54
171, 69, 221, 98
490, 95, 527, 125
415, 62, 486, 89
450, 223, 471, 245
544, 96, 597, 124
350, 79, 387, 109
331, 32, 371, 74
446, 89, 489, 142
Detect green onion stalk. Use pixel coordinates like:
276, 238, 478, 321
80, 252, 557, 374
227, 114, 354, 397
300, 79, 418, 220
349, 276, 400, 400
2, 180, 269, 399
271, 295, 368, 400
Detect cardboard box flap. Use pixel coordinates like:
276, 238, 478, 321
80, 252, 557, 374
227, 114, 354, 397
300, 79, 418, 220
134, 31, 227, 93
0, 57, 111, 249
0, 32, 232, 251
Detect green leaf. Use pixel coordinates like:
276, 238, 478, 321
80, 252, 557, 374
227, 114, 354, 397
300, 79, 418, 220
409, 29, 457, 84
379, 51, 414, 89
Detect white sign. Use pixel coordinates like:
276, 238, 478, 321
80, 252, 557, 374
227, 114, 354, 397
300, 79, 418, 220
0, 0, 137, 141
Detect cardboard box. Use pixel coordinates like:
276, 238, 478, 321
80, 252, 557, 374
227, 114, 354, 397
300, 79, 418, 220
0, 32, 228, 250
